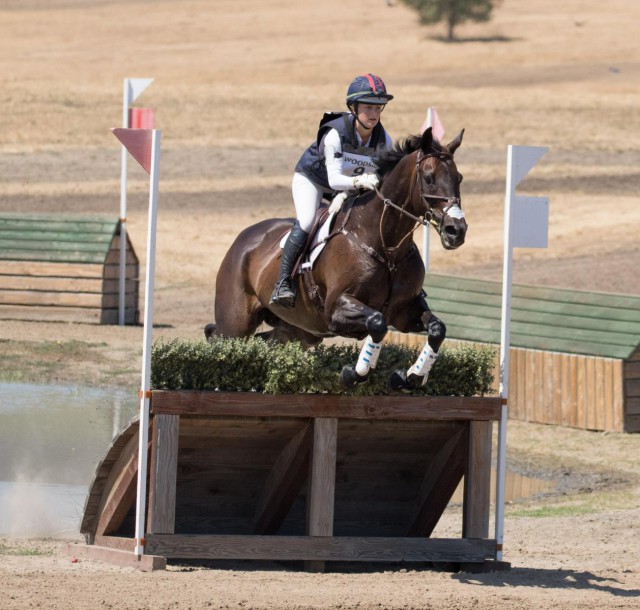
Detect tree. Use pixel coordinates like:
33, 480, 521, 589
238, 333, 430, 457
400, 0, 502, 42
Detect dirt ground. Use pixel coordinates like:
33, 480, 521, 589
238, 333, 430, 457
1, 0, 640, 608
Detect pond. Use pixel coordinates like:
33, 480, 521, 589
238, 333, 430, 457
0, 382, 554, 538
0, 382, 138, 538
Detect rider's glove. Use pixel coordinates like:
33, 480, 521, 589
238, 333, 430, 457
352, 173, 379, 191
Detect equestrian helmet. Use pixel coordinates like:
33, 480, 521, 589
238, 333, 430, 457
346, 74, 394, 107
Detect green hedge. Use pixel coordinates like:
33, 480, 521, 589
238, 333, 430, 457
151, 337, 496, 397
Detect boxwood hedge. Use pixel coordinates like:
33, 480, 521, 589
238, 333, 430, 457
151, 337, 496, 397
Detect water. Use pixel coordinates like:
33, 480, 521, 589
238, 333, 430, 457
0, 382, 138, 538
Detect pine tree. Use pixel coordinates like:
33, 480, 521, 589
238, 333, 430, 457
400, 0, 502, 42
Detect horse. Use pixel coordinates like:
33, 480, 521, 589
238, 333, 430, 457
205, 127, 467, 391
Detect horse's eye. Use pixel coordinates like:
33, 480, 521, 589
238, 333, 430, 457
424, 172, 435, 186
458, 174, 464, 184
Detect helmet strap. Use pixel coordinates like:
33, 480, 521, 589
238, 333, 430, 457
350, 103, 385, 133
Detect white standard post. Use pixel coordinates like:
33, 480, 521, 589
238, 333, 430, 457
495, 145, 516, 563
495, 144, 549, 562
118, 79, 131, 326
421, 107, 433, 271
118, 77, 154, 326
134, 129, 161, 557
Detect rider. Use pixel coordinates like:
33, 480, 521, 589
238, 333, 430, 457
270, 73, 394, 308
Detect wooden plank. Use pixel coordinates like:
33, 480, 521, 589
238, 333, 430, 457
93, 536, 136, 552
0, 214, 117, 231
0, 289, 137, 308
612, 359, 624, 432
407, 427, 467, 537
0, 275, 137, 293
95, 431, 141, 536
64, 543, 166, 572
463, 421, 492, 539
151, 391, 503, 421
577, 356, 586, 429
594, 358, 606, 431
0, 260, 105, 278
586, 357, 597, 430
253, 423, 312, 535
551, 351, 563, 426
625, 378, 640, 397
148, 414, 180, 535
603, 359, 615, 432
145, 534, 495, 563
306, 418, 337, 571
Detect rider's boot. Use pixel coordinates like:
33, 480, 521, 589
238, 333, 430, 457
270, 221, 309, 308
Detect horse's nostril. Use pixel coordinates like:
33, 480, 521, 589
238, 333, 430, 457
444, 226, 459, 237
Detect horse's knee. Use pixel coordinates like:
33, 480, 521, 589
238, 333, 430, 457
366, 312, 387, 343
427, 316, 446, 351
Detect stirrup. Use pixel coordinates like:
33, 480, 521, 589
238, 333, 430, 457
270, 278, 296, 308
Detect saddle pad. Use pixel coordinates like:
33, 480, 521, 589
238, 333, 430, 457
279, 210, 338, 273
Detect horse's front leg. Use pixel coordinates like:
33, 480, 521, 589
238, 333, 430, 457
328, 295, 388, 388
389, 290, 447, 392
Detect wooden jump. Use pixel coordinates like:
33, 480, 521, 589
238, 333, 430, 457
388, 272, 640, 433
0, 213, 139, 324
79, 391, 507, 572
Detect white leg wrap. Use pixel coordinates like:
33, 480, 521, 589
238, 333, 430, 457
408, 342, 438, 384
355, 336, 382, 377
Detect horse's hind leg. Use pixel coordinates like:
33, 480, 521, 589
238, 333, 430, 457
206, 283, 264, 340
256, 315, 323, 349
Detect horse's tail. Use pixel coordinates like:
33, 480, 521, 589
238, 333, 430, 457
204, 323, 217, 340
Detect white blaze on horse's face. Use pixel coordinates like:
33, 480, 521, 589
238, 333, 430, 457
417, 153, 467, 250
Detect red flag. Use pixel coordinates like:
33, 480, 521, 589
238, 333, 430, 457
112, 128, 153, 174
420, 107, 446, 142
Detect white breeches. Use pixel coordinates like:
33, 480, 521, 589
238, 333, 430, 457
292, 172, 326, 233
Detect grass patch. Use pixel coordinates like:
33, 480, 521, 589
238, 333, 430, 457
0, 542, 54, 557
0, 339, 108, 383
509, 504, 597, 518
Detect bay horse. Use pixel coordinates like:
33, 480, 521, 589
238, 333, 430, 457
206, 127, 467, 391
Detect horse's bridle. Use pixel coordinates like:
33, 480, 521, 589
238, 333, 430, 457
373, 149, 464, 255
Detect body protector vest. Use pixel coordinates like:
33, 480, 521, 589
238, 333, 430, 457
295, 112, 388, 192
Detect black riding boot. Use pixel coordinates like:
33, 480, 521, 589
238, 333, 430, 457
270, 221, 309, 308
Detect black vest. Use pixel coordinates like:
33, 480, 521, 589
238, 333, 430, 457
295, 113, 388, 192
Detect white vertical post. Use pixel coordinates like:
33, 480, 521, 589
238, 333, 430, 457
495, 146, 515, 562
495, 145, 548, 562
119, 77, 154, 326
421, 108, 433, 271
119, 80, 131, 326
134, 130, 161, 557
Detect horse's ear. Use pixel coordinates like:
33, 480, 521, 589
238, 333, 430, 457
420, 127, 433, 153
446, 129, 465, 155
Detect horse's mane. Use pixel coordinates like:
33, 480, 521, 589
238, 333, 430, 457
374, 134, 447, 178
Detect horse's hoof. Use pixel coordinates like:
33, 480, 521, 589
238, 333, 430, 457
204, 323, 217, 340
340, 365, 368, 389
388, 370, 424, 393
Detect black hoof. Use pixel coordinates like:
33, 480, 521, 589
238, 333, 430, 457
340, 365, 368, 389
204, 323, 217, 340
388, 370, 424, 393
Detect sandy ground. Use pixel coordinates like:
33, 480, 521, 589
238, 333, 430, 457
1, 0, 640, 608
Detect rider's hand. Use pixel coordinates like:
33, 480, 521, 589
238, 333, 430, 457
352, 173, 379, 191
